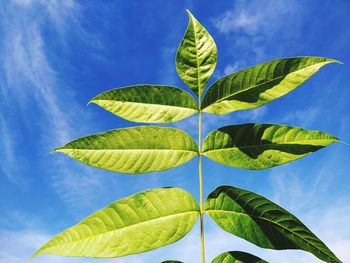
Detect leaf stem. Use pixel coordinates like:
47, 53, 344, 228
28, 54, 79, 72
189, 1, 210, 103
198, 110, 205, 263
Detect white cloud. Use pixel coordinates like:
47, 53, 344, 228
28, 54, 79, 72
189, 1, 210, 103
0, 116, 21, 184
236, 106, 268, 122
213, 9, 260, 35
1, 0, 77, 144
281, 106, 322, 127
223, 63, 241, 75
0, 0, 109, 210
212, 0, 303, 70
213, 0, 299, 37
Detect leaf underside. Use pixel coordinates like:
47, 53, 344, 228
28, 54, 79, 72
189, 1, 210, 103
176, 10, 218, 97
54, 126, 198, 174
201, 57, 339, 114
205, 186, 341, 263
89, 85, 198, 123
211, 251, 267, 263
33, 188, 199, 258
202, 123, 338, 170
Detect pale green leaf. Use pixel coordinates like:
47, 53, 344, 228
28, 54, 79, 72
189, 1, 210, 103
176, 10, 218, 97
202, 57, 340, 114
211, 251, 267, 263
89, 85, 198, 123
202, 123, 338, 170
53, 126, 198, 174
205, 186, 341, 263
33, 188, 199, 258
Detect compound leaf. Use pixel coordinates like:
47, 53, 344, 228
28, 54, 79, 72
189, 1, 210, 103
202, 57, 339, 114
89, 85, 198, 123
205, 186, 341, 263
53, 126, 198, 174
33, 188, 199, 258
211, 251, 267, 263
176, 10, 218, 97
202, 123, 338, 170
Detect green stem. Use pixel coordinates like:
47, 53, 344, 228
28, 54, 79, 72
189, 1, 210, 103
198, 110, 205, 263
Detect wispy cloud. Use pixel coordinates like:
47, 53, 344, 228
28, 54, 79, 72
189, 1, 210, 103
212, 0, 301, 39
223, 63, 241, 75
0, 0, 109, 211
0, 116, 22, 184
280, 106, 322, 127
212, 0, 303, 70
236, 106, 268, 123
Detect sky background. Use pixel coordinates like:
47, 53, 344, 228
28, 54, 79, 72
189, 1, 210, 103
1, 0, 350, 262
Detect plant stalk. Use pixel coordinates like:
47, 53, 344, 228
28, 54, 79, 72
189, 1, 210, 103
198, 110, 205, 263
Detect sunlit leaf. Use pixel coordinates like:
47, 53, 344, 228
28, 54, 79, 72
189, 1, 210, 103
211, 251, 267, 263
202, 57, 340, 114
205, 186, 341, 263
54, 126, 198, 174
176, 10, 218, 97
33, 188, 199, 258
89, 85, 198, 123
202, 123, 338, 170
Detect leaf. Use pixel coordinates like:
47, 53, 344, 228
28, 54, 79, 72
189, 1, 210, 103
53, 126, 198, 174
176, 10, 218, 97
201, 57, 340, 114
89, 85, 198, 123
202, 123, 338, 170
211, 251, 267, 263
33, 188, 199, 258
205, 186, 341, 263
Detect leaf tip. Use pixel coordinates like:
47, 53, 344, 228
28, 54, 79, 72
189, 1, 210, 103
51, 147, 62, 153
30, 249, 41, 261
87, 97, 99, 106
185, 9, 195, 20
331, 59, 343, 65
330, 135, 341, 144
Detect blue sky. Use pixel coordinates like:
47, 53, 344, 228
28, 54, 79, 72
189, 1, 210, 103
1, 0, 350, 262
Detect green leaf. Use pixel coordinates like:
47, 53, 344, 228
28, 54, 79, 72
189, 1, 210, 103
176, 10, 218, 98
205, 186, 341, 263
202, 123, 338, 170
33, 188, 199, 258
201, 57, 340, 114
54, 126, 198, 174
89, 85, 198, 123
211, 251, 267, 263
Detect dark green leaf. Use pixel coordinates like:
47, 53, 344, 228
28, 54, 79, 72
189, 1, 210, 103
211, 251, 267, 263
205, 186, 341, 263
202, 123, 339, 170
202, 57, 339, 114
